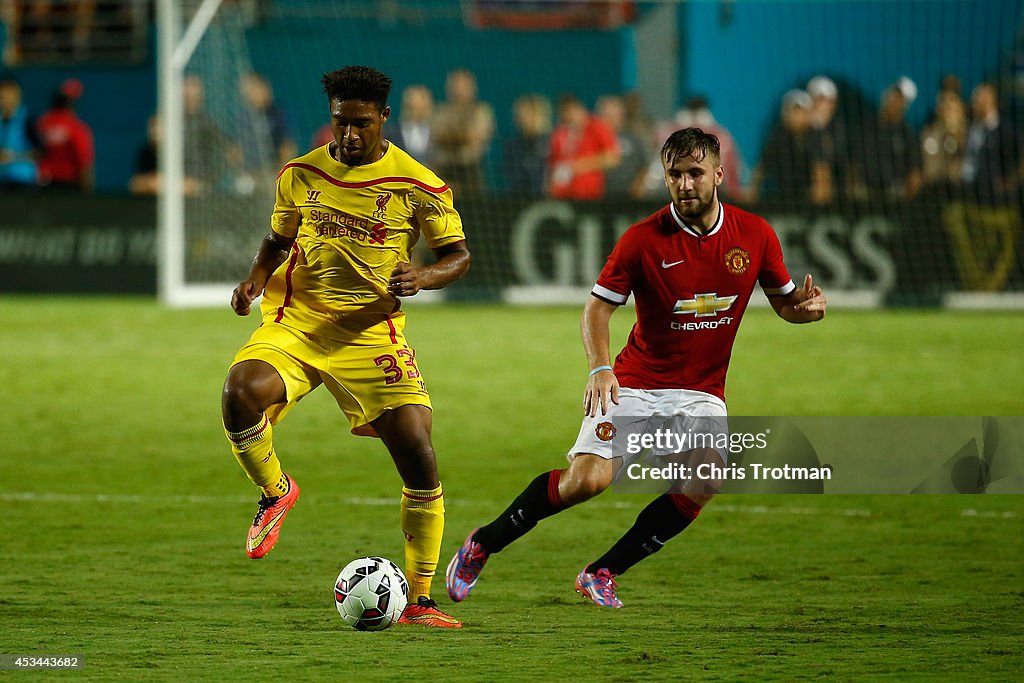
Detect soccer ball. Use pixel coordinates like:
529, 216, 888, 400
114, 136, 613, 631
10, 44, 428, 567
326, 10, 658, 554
333, 556, 409, 631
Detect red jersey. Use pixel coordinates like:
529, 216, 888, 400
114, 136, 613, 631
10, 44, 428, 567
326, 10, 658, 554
592, 202, 794, 401
36, 109, 94, 184
548, 116, 618, 200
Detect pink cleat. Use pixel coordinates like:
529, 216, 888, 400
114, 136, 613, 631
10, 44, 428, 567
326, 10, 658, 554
445, 529, 490, 602
575, 567, 624, 608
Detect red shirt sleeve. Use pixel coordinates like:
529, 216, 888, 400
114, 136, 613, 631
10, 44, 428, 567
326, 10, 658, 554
547, 128, 564, 164
758, 220, 795, 296
593, 227, 639, 305
72, 120, 95, 168
592, 118, 619, 155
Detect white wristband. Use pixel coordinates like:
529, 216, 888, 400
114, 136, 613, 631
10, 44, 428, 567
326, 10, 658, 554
589, 365, 613, 377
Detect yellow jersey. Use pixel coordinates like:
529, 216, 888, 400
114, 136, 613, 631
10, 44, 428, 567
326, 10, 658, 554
260, 141, 465, 340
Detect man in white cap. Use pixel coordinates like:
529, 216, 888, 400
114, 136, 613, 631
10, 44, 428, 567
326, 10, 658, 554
751, 89, 830, 205
807, 76, 838, 130
857, 77, 922, 201
807, 76, 852, 203
806, 76, 847, 202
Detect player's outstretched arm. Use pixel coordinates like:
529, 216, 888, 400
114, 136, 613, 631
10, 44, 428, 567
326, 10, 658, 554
582, 296, 620, 417
769, 273, 827, 324
231, 230, 295, 316
388, 240, 470, 297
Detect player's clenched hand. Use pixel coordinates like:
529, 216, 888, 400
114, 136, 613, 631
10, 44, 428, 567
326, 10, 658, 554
794, 273, 827, 321
388, 262, 421, 297
584, 369, 620, 418
231, 280, 262, 316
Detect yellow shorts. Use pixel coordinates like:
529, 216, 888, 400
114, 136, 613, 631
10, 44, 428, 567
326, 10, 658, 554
230, 313, 430, 437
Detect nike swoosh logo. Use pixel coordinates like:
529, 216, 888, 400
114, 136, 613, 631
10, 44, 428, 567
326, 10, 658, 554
402, 613, 461, 625
661, 259, 685, 269
248, 508, 288, 550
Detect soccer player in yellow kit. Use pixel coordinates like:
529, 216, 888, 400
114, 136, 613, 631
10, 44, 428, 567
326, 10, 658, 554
222, 66, 469, 628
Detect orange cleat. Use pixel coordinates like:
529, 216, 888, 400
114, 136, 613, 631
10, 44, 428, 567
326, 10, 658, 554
397, 596, 463, 628
245, 474, 300, 559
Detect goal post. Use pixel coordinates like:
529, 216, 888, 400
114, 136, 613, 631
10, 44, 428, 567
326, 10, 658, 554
157, 0, 229, 306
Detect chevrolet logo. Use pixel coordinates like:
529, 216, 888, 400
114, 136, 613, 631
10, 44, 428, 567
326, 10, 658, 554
673, 293, 738, 317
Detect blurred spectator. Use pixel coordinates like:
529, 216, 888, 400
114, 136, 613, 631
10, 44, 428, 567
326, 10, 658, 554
751, 89, 829, 205
806, 76, 846, 204
36, 78, 94, 193
547, 93, 619, 200
128, 114, 202, 196
503, 92, 551, 196
183, 74, 238, 193
641, 95, 747, 200
310, 123, 333, 150
237, 71, 296, 193
859, 77, 923, 201
389, 84, 436, 166
0, 75, 40, 190
621, 91, 654, 147
10, 0, 93, 60
128, 114, 158, 195
921, 89, 967, 188
962, 82, 1023, 204
939, 74, 963, 100
432, 68, 495, 192
596, 94, 648, 197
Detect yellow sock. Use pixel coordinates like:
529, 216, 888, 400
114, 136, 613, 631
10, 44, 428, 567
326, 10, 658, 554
400, 484, 445, 600
224, 414, 289, 498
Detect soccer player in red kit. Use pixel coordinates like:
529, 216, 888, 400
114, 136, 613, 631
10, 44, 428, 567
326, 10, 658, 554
447, 127, 827, 608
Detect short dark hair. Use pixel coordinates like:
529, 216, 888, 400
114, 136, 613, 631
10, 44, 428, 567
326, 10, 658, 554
321, 66, 392, 111
661, 127, 721, 167
557, 92, 583, 110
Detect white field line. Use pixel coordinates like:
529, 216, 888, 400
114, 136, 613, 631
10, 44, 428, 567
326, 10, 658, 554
4, 491, 1013, 518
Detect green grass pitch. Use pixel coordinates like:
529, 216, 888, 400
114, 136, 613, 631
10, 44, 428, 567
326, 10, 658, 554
3, 297, 1022, 680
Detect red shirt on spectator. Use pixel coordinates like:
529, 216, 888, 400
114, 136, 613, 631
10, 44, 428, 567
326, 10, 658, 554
37, 108, 95, 186
547, 115, 618, 200
310, 123, 333, 150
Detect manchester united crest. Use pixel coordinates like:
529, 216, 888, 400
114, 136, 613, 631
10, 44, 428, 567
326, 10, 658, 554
595, 421, 616, 441
724, 247, 750, 275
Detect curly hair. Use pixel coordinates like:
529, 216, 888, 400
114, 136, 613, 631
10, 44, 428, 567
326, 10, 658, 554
661, 127, 721, 167
321, 66, 392, 111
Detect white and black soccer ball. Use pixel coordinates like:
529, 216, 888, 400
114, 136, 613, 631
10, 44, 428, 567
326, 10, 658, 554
333, 556, 409, 631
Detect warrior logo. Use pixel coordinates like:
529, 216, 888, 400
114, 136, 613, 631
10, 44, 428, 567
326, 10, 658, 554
306, 190, 322, 203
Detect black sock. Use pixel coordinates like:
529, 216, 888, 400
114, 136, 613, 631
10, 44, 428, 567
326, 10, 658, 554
587, 494, 701, 576
473, 470, 565, 554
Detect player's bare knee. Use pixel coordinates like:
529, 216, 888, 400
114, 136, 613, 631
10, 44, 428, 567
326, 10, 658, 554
561, 479, 606, 505
222, 363, 281, 427
560, 456, 613, 505
404, 440, 436, 469
389, 439, 439, 490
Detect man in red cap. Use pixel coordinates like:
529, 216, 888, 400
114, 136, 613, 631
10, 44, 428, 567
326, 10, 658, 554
37, 78, 95, 193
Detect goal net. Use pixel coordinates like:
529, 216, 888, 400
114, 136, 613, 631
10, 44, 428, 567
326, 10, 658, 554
158, 0, 1024, 308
